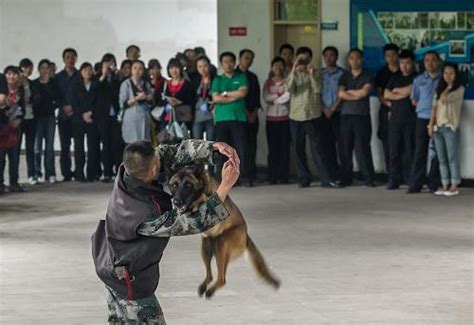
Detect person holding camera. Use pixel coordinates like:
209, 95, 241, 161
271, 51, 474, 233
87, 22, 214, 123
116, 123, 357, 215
287, 46, 340, 189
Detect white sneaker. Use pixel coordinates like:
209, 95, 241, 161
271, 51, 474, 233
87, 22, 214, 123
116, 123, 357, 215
38, 176, 45, 183
28, 177, 38, 185
434, 190, 446, 196
444, 190, 459, 197
49, 176, 57, 184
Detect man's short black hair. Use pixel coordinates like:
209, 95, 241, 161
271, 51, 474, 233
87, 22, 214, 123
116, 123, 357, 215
19, 58, 33, 69
383, 43, 399, 54
184, 48, 195, 55
399, 49, 415, 61
3, 65, 20, 75
239, 49, 254, 58
123, 140, 156, 179
219, 51, 236, 63
296, 46, 313, 58
348, 47, 364, 57
424, 50, 440, 60
322, 46, 339, 58
279, 43, 294, 54
126, 45, 140, 54
62, 48, 78, 59
194, 47, 206, 55
38, 59, 51, 70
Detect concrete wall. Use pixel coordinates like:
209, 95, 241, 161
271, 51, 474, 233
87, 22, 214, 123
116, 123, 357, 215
217, 0, 474, 179
0, 0, 218, 76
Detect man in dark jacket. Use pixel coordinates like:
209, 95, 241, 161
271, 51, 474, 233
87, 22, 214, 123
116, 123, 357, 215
92, 139, 239, 324
236, 49, 261, 187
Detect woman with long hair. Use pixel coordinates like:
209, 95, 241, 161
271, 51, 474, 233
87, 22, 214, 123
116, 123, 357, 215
119, 60, 154, 145
191, 55, 215, 141
428, 63, 465, 196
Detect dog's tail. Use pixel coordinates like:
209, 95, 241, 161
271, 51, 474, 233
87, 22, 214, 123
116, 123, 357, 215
246, 236, 281, 289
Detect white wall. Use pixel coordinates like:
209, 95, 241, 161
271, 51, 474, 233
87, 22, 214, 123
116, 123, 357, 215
0, 0, 218, 75
217, 0, 272, 167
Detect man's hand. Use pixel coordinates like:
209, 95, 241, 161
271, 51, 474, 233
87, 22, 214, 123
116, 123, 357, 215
216, 161, 240, 201
307, 64, 315, 75
63, 105, 73, 116
212, 142, 240, 170
83, 111, 93, 124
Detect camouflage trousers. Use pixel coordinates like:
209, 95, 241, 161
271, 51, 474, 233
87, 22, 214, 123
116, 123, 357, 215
106, 287, 167, 325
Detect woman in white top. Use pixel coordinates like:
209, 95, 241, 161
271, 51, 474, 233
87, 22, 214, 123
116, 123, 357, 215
263, 56, 291, 184
428, 63, 465, 196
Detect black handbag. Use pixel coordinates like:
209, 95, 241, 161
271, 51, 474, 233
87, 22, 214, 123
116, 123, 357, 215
174, 104, 193, 123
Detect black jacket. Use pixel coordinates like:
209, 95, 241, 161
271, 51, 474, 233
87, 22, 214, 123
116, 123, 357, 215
69, 80, 99, 120
236, 68, 261, 112
164, 80, 196, 109
31, 78, 62, 119
96, 73, 121, 120
91, 165, 172, 300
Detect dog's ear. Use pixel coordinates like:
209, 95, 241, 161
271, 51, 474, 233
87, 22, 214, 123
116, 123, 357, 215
192, 164, 205, 177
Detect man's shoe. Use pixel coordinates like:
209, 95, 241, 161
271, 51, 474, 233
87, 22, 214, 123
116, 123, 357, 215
245, 181, 255, 188
299, 181, 311, 188
322, 181, 342, 189
365, 182, 376, 187
0, 185, 6, 194
407, 187, 421, 194
49, 176, 57, 184
9, 184, 25, 192
386, 182, 399, 190
28, 177, 38, 185
101, 176, 112, 183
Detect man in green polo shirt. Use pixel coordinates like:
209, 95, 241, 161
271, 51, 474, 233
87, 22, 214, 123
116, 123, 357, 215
211, 51, 248, 183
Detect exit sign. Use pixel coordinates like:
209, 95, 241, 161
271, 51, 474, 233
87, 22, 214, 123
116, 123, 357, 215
229, 27, 247, 36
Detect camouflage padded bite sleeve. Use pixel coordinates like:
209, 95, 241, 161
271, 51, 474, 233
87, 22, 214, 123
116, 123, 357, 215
156, 139, 218, 171
136, 193, 229, 237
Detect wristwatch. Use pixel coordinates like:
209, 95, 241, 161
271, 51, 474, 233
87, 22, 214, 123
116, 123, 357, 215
222, 91, 228, 97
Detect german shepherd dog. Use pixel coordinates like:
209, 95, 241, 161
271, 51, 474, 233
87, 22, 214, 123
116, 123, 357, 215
168, 164, 281, 298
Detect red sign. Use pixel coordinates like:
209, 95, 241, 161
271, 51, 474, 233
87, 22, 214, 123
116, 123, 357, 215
229, 27, 247, 37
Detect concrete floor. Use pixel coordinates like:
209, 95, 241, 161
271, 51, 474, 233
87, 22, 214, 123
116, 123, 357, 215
1, 176, 473, 324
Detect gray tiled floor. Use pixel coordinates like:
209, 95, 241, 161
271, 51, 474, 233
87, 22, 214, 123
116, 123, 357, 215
0, 176, 473, 324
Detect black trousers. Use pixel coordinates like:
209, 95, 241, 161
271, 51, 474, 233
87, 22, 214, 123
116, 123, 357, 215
246, 119, 259, 182
388, 117, 415, 185
96, 118, 124, 178
320, 114, 342, 181
58, 118, 74, 179
214, 121, 248, 182
266, 120, 290, 183
289, 118, 333, 185
340, 115, 375, 185
20, 119, 37, 178
409, 118, 440, 191
72, 119, 101, 180
377, 106, 390, 172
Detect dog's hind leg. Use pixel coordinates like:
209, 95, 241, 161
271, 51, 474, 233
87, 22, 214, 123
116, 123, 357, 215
205, 238, 229, 299
198, 237, 214, 297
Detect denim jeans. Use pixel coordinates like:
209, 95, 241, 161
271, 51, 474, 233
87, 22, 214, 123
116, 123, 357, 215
35, 117, 56, 179
192, 119, 214, 141
433, 126, 461, 186
0, 127, 21, 186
